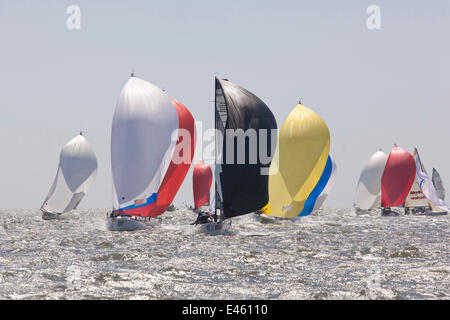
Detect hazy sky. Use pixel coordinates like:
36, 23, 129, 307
1, 0, 449, 209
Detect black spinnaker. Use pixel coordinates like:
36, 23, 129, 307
214, 78, 277, 219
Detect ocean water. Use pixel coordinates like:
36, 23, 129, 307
0, 208, 448, 300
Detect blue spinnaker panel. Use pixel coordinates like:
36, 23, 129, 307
298, 155, 332, 216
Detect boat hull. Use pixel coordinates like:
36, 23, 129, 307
381, 208, 399, 217
107, 216, 149, 231
416, 211, 448, 216
41, 211, 60, 220
198, 220, 232, 235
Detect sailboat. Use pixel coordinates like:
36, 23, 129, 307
108, 74, 195, 231
41, 133, 98, 220
353, 149, 388, 213
262, 103, 330, 219
192, 161, 212, 210
432, 168, 446, 201
195, 77, 277, 234
190, 161, 214, 224
413, 148, 448, 215
380, 145, 416, 216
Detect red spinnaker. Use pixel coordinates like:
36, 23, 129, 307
144, 96, 196, 217
193, 161, 212, 209
381, 146, 416, 207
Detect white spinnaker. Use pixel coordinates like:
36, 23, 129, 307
415, 151, 450, 212
432, 168, 445, 201
41, 134, 98, 214
313, 154, 337, 210
111, 76, 178, 210
354, 150, 388, 210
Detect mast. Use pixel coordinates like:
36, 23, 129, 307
213, 77, 227, 222
214, 77, 219, 222
214, 90, 218, 222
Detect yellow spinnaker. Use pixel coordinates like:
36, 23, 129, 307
265, 104, 330, 218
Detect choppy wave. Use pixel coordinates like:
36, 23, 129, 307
0, 208, 448, 300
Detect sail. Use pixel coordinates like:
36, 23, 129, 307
209, 193, 216, 213
405, 177, 429, 208
432, 168, 445, 201
414, 149, 450, 212
354, 150, 388, 210
312, 154, 337, 211
193, 161, 213, 209
297, 155, 333, 216
111, 76, 179, 217
41, 134, 98, 214
405, 149, 429, 208
264, 104, 330, 219
215, 78, 277, 218
381, 146, 416, 208
145, 97, 196, 217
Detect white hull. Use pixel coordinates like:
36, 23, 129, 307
198, 220, 232, 235
416, 211, 448, 216
107, 216, 149, 231
41, 211, 60, 220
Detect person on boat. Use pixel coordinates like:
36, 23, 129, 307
192, 209, 213, 225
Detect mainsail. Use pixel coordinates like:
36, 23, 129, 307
145, 97, 196, 217
381, 146, 416, 208
312, 154, 337, 211
111, 76, 179, 217
41, 133, 98, 214
193, 161, 213, 209
432, 168, 445, 201
214, 78, 277, 219
264, 104, 330, 219
354, 150, 388, 210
